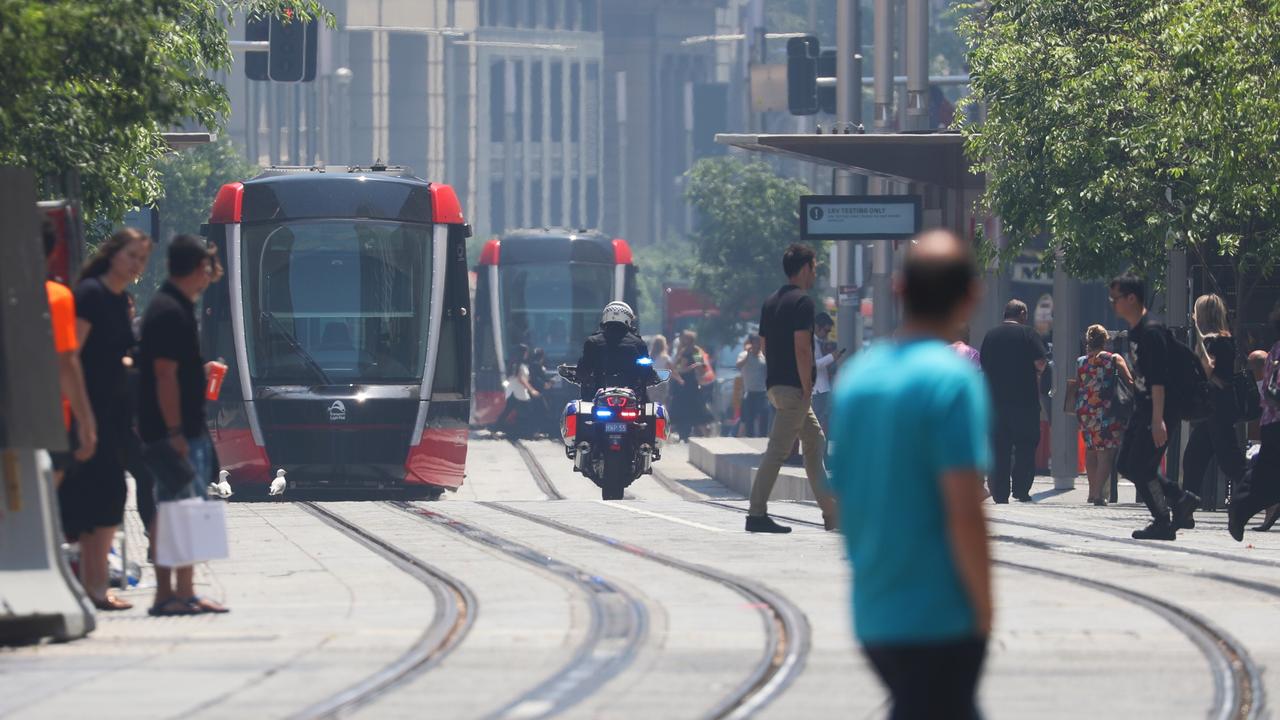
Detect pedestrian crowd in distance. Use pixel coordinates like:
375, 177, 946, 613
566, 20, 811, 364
42, 224, 231, 617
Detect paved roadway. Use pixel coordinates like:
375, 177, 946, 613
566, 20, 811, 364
2, 435, 1277, 719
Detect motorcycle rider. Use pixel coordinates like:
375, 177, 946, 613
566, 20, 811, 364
576, 301, 658, 402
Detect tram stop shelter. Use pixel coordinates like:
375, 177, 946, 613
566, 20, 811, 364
715, 131, 1084, 489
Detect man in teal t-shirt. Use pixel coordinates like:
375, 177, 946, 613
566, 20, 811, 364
828, 230, 992, 720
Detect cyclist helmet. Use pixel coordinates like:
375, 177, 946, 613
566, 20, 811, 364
601, 301, 636, 329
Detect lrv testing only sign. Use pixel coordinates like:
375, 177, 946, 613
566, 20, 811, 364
800, 195, 921, 241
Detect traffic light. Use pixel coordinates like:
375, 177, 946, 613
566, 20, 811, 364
244, 15, 268, 81
817, 49, 837, 115
244, 13, 317, 82
786, 36, 819, 116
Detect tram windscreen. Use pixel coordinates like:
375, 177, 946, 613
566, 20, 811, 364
500, 263, 614, 364
242, 220, 433, 384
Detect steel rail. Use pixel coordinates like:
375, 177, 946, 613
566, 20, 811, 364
390, 501, 646, 720
706, 502, 1263, 720
482, 501, 810, 720
293, 501, 477, 719
511, 439, 565, 500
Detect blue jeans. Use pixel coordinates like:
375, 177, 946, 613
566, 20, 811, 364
153, 432, 213, 503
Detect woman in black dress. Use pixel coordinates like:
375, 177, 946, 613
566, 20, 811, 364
1183, 293, 1246, 513
670, 331, 713, 441
60, 228, 152, 611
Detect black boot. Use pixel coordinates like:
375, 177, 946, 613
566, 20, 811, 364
1228, 500, 1248, 542
1256, 505, 1280, 532
745, 515, 792, 534
1172, 491, 1201, 531
1132, 520, 1177, 540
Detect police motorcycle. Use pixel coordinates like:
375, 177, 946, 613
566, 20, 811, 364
557, 359, 670, 500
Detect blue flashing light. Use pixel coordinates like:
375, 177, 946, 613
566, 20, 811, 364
636, 356, 653, 366
595, 409, 613, 419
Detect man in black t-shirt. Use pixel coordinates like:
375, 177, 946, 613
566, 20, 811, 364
980, 300, 1047, 503
1111, 275, 1200, 540
747, 244, 838, 533
139, 235, 230, 615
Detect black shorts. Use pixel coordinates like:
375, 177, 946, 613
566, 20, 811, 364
57, 435, 127, 539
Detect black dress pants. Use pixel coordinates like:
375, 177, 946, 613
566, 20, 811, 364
864, 637, 987, 720
1182, 387, 1246, 498
990, 407, 1039, 502
1118, 408, 1186, 520
1233, 422, 1280, 524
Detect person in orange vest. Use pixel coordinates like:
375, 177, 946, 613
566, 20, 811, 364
41, 220, 97, 486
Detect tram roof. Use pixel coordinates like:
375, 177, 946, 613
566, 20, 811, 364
481, 229, 633, 266
210, 164, 466, 226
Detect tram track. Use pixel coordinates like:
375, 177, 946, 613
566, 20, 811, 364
511, 438, 564, 500
481, 500, 810, 720
705, 501, 1264, 720
389, 500, 648, 720
293, 501, 477, 719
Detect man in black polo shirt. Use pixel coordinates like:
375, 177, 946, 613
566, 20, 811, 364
748, 243, 838, 533
139, 235, 229, 614
980, 300, 1047, 503
1111, 275, 1200, 540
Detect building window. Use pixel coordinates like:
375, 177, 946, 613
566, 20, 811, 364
565, 0, 578, 30
586, 176, 599, 228
514, 60, 525, 141
505, 0, 518, 27
581, 0, 598, 31
550, 177, 563, 227
550, 61, 564, 143
547, 0, 560, 29
526, 0, 538, 28
531, 179, 543, 227
514, 181, 525, 228
489, 61, 505, 141
491, 180, 506, 234
570, 63, 581, 142
571, 178, 581, 227
530, 62, 544, 141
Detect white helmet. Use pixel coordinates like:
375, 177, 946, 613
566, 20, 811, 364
601, 301, 636, 329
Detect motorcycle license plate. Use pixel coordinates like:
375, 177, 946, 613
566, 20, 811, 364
605, 423, 628, 433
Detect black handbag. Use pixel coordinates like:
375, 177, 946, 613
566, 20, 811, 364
1233, 371, 1262, 422
1100, 353, 1135, 425
143, 439, 198, 495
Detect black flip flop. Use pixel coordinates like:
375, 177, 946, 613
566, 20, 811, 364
148, 598, 198, 617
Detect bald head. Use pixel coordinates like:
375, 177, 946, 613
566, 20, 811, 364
900, 229, 978, 322
1249, 349, 1268, 381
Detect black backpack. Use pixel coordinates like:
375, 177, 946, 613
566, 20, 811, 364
1162, 328, 1212, 421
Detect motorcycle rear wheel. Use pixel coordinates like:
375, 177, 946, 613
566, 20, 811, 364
601, 453, 629, 500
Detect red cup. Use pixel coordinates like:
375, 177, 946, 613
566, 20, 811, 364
206, 361, 228, 401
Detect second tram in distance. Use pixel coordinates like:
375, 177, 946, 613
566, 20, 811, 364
472, 228, 637, 425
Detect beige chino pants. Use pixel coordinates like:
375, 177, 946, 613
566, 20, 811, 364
748, 386, 836, 519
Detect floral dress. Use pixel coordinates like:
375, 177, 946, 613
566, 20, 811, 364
1075, 351, 1124, 450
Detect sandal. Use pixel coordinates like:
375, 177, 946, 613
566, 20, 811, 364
148, 598, 198, 617
92, 594, 134, 611
184, 595, 230, 614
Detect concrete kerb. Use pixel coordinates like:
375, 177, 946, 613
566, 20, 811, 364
688, 438, 818, 503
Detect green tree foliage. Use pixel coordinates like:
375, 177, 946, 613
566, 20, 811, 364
633, 239, 698, 336
156, 135, 258, 240
0, 0, 330, 226
960, 0, 1280, 300
684, 157, 817, 343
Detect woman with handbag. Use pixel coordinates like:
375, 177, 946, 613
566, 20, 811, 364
1182, 294, 1247, 517
1066, 324, 1133, 505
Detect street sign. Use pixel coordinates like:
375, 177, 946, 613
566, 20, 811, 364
800, 195, 921, 241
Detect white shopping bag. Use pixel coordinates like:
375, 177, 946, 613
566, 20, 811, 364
155, 498, 229, 568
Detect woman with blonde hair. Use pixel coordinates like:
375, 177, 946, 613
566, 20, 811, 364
1066, 324, 1133, 504
1182, 293, 1246, 518
649, 335, 672, 405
